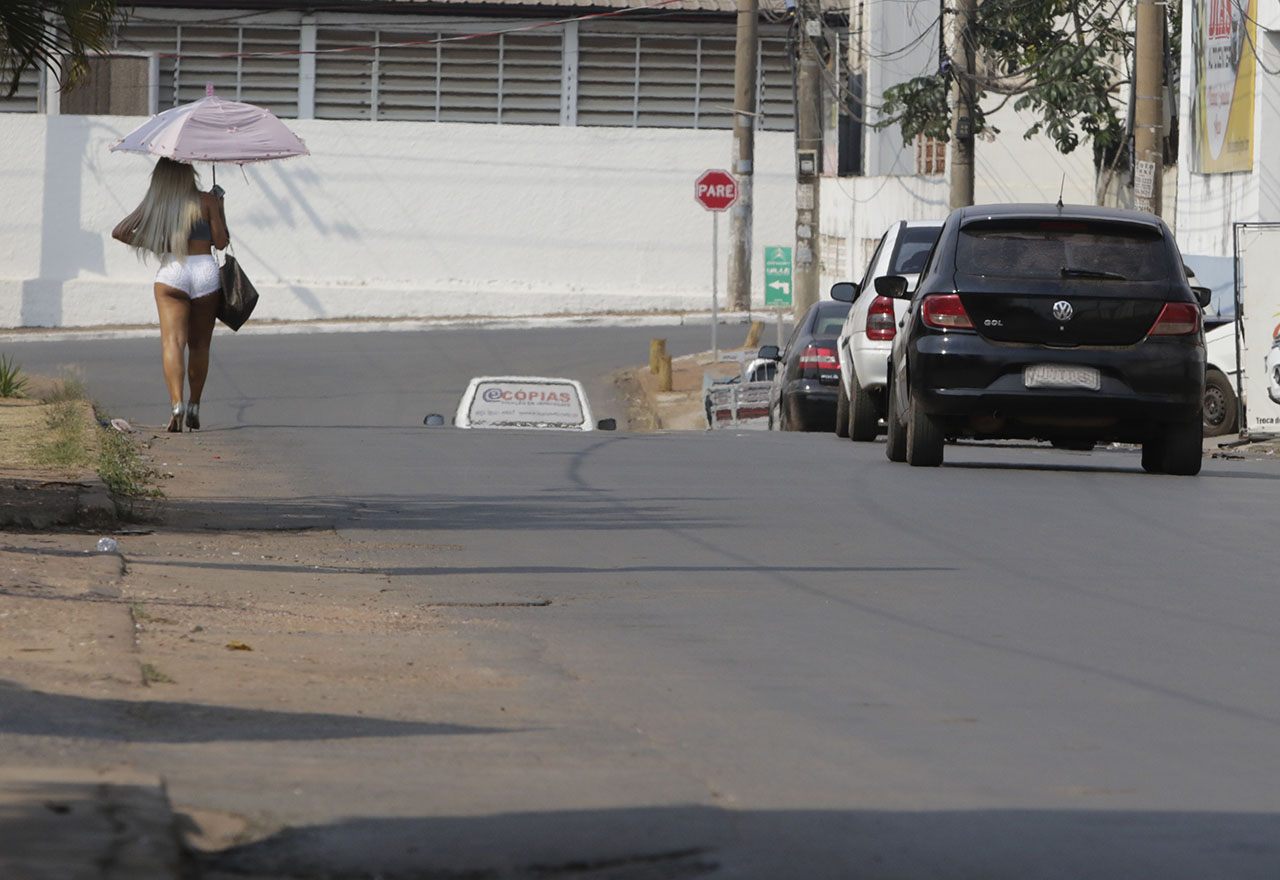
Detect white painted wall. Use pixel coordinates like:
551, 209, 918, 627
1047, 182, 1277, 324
1175, 20, 1279, 258
0, 113, 798, 328
820, 103, 1097, 294
863, 0, 937, 178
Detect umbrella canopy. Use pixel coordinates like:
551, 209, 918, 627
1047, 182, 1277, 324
110, 88, 309, 164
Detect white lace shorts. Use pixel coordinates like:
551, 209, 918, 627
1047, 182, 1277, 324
155, 254, 221, 299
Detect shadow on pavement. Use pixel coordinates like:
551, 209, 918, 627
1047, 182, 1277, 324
157, 491, 737, 534
0, 680, 518, 744
196, 805, 1280, 880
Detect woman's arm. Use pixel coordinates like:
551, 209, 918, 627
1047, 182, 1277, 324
112, 206, 142, 245
204, 191, 230, 250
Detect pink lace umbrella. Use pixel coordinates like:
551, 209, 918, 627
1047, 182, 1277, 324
111, 85, 309, 169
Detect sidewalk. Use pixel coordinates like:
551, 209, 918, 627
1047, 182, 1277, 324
0, 766, 184, 880
0, 529, 187, 880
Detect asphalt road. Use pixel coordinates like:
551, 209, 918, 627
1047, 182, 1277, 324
4, 324, 1280, 878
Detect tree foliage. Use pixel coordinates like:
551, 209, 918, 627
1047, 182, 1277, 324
0, 0, 123, 98
878, 0, 1155, 168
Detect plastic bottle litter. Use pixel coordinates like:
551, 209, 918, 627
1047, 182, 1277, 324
95, 537, 119, 553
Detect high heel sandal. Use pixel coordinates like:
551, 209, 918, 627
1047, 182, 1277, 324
167, 402, 184, 433
185, 403, 200, 431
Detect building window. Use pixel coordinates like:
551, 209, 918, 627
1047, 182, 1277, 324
916, 134, 945, 175
820, 233, 848, 277
115, 22, 301, 116
84, 15, 799, 132
0, 67, 41, 113
313, 27, 564, 123
577, 30, 793, 130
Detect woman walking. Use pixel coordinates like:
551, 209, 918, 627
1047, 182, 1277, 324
113, 157, 229, 431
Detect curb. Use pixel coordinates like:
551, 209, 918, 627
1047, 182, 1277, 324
0, 766, 185, 880
75, 476, 120, 530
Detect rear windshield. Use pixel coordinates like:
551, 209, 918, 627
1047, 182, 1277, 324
890, 225, 941, 275
811, 302, 850, 336
957, 219, 1170, 281
815, 315, 847, 335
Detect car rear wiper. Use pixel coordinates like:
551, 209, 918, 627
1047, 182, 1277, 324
1060, 266, 1126, 280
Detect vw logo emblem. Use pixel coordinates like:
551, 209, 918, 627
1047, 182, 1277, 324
1052, 301, 1074, 322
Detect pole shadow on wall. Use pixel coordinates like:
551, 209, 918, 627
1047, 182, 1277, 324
27, 116, 108, 326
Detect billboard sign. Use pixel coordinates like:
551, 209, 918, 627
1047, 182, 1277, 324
1191, 0, 1257, 173
1235, 225, 1280, 435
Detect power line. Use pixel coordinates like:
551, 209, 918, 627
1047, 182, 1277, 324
119, 0, 691, 61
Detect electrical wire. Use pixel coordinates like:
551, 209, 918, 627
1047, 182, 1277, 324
118, 0, 696, 60
1237, 5, 1280, 76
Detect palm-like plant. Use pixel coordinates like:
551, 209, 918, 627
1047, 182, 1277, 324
1, 0, 123, 98
0, 353, 29, 398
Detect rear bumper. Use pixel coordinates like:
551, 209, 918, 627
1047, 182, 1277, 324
908, 333, 1205, 440
850, 335, 891, 391
783, 380, 840, 422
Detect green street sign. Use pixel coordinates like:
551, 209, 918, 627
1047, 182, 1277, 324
764, 246, 792, 307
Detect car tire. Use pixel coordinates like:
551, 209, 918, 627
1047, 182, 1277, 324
885, 375, 907, 463
1160, 418, 1204, 476
835, 381, 850, 438
1202, 368, 1238, 437
849, 372, 879, 442
1141, 434, 1165, 473
789, 401, 807, 432
905, 393, 944, 467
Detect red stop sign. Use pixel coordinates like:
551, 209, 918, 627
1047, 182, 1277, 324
695, 169, 738, 212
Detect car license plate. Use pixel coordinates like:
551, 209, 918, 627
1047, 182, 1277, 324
1025, 364, 1100, 390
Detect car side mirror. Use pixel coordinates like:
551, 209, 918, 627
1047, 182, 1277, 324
830, 281, 858, 303
1191, 285, 1212, 309
596, 418, 617, 431
757, 344, 780, 361
874, 275, 910, 299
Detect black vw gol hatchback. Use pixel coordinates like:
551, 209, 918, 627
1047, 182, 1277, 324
880, 204, 1211, 474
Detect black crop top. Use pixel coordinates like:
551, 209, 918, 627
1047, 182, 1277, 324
190, 217, 212, 240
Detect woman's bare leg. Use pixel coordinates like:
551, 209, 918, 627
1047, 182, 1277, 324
186, 291, 220, 408
153, 284, 191, 410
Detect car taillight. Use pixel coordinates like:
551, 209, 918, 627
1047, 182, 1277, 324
921, 294, 974, 330
867, 295, 896, 340
798, 345, 839, 379
1148, 302, 1200, 336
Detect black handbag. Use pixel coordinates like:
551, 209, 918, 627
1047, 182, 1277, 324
217, 249, 260, 331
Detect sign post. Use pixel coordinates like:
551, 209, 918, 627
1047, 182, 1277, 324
764, 246, 792, 346
695, 169, 739, 361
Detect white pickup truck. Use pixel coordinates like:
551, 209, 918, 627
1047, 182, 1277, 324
1204, 321, 1240, 436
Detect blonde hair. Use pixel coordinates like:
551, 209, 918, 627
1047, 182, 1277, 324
126, 158, 203, 261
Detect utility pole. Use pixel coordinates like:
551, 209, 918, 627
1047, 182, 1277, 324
1133, 0, 1164, 215
793, 0, 823, 319
949, 0, 976, 209
728, 0, 758, 311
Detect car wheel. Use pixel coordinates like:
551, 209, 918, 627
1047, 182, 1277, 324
1160, 418, 1204, 476
835, 381, 850, 438
1202, 368, 1238, 437
849, 373, 879, 442
905, 393, 944, 467
884, 375, 907, 463
788, 398, 808, 432
1141, 434, 1165, 473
